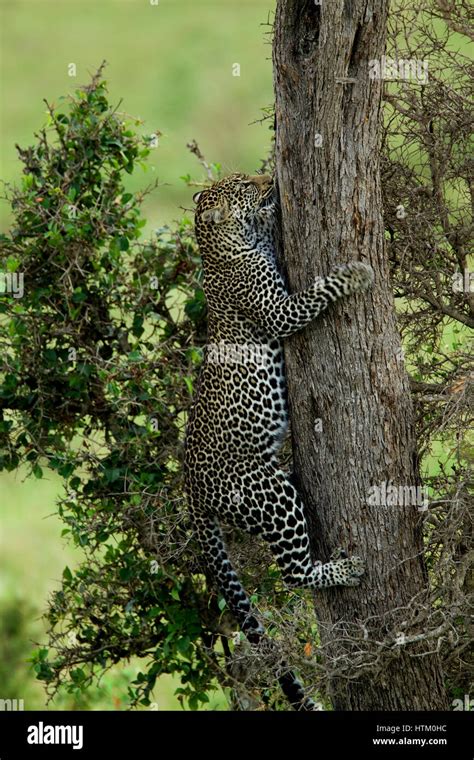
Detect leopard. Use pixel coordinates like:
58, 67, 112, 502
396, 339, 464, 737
184, 172, 374, 710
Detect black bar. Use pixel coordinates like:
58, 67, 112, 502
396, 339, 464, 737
0, 710, 472, 757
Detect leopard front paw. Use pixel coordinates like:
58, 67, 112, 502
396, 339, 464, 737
341, 555, 365, 586
332, 555, 366, 587
332, 262, 374, 295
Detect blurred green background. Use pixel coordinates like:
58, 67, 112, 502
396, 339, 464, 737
0, 0, 274, 710
0, 0, 275, 231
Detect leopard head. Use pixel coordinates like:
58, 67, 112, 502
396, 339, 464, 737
193, 173, 276, 259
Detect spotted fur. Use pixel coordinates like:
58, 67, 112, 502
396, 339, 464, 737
184, 173, 374, 709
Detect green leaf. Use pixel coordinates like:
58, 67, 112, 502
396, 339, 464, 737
71, 668, 85, 684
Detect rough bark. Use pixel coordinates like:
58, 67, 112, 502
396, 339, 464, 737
273, 0, 448, 710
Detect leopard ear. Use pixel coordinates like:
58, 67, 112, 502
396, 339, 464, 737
201, 201, 230, 224
193, 191, 203, 203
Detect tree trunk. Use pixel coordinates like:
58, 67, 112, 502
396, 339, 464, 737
272, 0, 447, 710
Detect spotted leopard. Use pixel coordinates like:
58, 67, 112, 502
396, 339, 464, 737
184, 173, 374, 710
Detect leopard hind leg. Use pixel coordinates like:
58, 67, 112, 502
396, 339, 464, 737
191, 508, 316, 710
